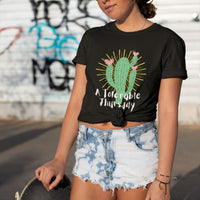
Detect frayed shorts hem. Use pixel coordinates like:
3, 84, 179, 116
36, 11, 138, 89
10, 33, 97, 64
72, 169, 156, 197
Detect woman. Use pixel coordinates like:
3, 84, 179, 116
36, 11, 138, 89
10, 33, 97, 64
35, 0, 188, 199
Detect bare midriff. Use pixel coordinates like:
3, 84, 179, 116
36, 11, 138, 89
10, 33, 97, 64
79, 121, 146, 130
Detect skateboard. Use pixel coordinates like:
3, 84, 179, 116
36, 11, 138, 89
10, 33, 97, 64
15, 174, 71, 200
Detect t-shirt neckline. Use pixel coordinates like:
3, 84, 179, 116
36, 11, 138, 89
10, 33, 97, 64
109, 20, 158, 36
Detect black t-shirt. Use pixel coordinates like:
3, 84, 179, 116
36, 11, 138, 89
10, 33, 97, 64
72, 20, 188, 127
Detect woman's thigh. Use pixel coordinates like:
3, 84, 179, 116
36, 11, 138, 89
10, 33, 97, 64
70, 176, 117, 200
116, 182, 152, 200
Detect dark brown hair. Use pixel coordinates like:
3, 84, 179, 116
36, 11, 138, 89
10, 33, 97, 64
136, 0, 157, 18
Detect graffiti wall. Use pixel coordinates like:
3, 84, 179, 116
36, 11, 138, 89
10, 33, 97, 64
0, 0, 109, 120
0, 0, 199, 123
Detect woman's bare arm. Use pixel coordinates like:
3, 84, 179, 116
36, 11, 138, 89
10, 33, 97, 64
54, 63, 87, 165
35, 63, 87, 190
156, 77, 183, 182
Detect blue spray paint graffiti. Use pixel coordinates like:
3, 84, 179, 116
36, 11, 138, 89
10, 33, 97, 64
29, 0, 107, 91
28, 22, 79, 63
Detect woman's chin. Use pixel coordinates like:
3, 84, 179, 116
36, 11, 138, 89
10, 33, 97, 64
105, 14, 118, 20
105, 12, 124, 21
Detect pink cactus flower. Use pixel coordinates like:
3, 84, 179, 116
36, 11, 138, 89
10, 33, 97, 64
133, 51, 139, 56
131, 65, 138, 70
104, 58, 114, 65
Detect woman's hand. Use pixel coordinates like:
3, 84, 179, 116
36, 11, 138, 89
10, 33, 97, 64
145, 179, 171, 200
35, 158, 66, 191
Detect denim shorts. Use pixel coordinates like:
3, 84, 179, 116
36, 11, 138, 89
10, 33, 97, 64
72, 121, 159, 196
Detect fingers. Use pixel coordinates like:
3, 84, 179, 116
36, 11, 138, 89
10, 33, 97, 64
35, 166, 56, 191
35, 167, 41, 180
35, 167, 45, 182
49, 174, 63, 190
40, 168, 46, 183
41, 170, 54, 191
34, 160, 65, 191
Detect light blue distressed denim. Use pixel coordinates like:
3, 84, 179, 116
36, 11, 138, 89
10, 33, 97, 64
72, 121, 159, 196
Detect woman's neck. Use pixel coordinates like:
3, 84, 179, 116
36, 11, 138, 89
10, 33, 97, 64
115, 4, 148, 32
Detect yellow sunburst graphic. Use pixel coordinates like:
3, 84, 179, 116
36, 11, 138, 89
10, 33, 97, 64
96, 49, 147, 92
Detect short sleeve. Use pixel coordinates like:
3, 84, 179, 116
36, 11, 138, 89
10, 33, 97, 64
72, 30, 88, 66
161, 33, 188, 80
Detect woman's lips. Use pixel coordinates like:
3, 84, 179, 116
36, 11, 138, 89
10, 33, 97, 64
105, 4, 116, 12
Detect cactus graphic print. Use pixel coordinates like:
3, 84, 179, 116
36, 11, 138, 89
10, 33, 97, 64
95, 49, 147, 112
